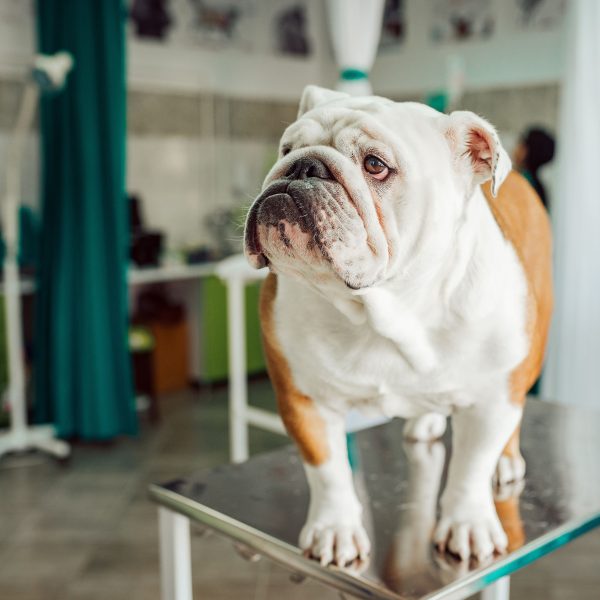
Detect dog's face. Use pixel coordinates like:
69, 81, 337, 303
244, 86, 510, 290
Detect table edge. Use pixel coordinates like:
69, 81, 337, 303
149, 483, 398, 599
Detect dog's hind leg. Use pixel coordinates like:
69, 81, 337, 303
404, 413, 447, 442
494, 422, 526, 488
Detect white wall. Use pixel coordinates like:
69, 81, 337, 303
0, 0, 35, 79
371, 0, 566, 96
0, 1, 38, 211
127, 134, 271, 252
0, 0, 333, 97
127, 0, 335, 99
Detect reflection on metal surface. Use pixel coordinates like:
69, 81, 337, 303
149, 400, 600, 599
233, 541, 262, 562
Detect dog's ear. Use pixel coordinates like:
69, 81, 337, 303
298, 85, 349, 118
445, 111, 511, 197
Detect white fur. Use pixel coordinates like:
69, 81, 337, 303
404, 413, 447, 442
248, 89, 531, 564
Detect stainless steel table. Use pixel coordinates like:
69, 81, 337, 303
149, 399, 600, 599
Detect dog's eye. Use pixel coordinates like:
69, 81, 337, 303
281, 146, 291, 157
364, 155, 389, 180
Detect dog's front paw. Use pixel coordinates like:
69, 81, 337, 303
434, 498, 507, 561
300, 514, 370, 566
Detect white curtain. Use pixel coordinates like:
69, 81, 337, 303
542, 0, 600, 408
326, 0, 385, 95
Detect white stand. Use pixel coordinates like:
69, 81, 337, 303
0, 423, 69, 459
0, 78, 70, 461
159, 507, 193, 600
481, 576, 510, 600
216, 256, 282, 464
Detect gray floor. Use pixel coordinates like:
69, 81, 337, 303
0, 382, 598, 600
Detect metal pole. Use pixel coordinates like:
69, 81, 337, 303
481, 576, 510, 600
159, 507, 193, 600
226, 277, 249, 463
3, 83, 38, 441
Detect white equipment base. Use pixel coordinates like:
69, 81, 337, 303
0, 423, 70, 460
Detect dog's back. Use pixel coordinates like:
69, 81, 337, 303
482, 171, 553, 401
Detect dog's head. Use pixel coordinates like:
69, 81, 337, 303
244, 86, 510, 290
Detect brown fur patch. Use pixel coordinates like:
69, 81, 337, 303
482, 171, 553, 405
495, 495, 526, 552
483, 172, 553, 462
260, 273, 330, 465
502, 425, 521, 459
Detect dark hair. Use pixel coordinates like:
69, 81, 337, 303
522, 128, 555, 173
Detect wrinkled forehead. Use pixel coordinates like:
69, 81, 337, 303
281, 99, 446, 171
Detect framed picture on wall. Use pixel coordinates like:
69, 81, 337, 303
513, 0, 566, 30
187, 0, 257, 47
379, 0, 406, 51
430, 0, 494, 44
270, 0, 312, 57
129, 0, 258, 49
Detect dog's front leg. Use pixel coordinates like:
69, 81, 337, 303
260, 274, 369, 565
434, 396, 522, 561
300, 408, 370, 566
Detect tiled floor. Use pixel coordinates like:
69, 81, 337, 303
0, 382, 599, 600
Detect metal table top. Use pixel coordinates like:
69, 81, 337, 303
149, 399, 600, 599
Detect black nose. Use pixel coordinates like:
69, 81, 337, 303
285, 157, 332, 180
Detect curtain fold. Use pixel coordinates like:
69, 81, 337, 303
35, 0, 137, 438
326, 0, 385, 95
541, 0, 600, 408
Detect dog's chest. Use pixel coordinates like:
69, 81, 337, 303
275, 275, 528, 416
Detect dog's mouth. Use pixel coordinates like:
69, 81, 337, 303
244, 177, 381, 290
245, 179, 349, 266
245, 180, 313, 269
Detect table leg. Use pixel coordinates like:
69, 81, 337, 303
226, 277, 249, 463
159, 507, 193, 600
481, 576, 510, 600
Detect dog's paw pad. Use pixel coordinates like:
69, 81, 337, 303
300, 521, 370, 567
434, 514, 507, 561
494, 453, 526, 488
404, 413, 447, 442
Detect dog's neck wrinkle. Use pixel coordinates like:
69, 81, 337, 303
364, 185, 504, 312
277, 184, 505, 328
296, 274, 369, 325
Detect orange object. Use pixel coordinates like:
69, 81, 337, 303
150, 319, 189, 395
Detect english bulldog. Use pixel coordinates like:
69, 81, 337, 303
244, 85, 553, 565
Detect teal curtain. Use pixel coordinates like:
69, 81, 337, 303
35, 0, 137, 439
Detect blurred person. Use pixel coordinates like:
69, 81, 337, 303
512, 127, 556, 209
